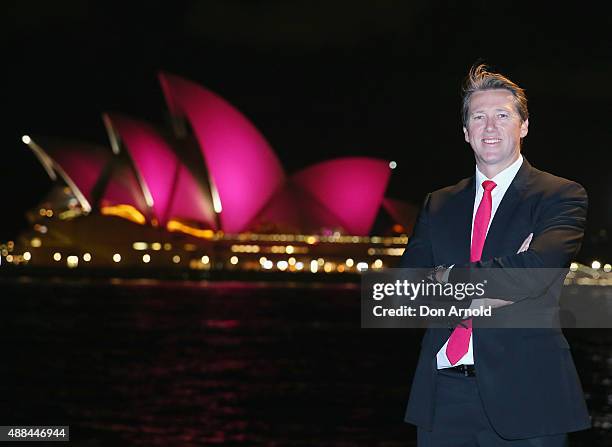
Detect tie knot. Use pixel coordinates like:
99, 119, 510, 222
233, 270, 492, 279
482, 180, 497, 192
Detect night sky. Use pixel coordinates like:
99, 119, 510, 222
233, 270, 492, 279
1, 1, 610, 261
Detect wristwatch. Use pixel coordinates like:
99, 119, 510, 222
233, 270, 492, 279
427, 264, 448, 283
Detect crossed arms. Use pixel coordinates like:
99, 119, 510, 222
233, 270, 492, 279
401, 180, 588, 307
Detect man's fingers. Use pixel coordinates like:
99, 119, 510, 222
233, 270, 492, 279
519, 233, 533, 253
517, 232, 533, 253
485, 298, 513, 308
471, 298, 513, 309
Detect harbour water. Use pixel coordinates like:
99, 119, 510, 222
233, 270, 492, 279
1, 278, 610, 446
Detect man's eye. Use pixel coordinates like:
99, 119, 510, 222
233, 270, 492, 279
497, 113, 509, 118
472, 115, 484, 120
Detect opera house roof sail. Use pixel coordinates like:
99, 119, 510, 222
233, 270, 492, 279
21, 72, 409, 238
104, 113, 217, 229
22, 137, 149, 217
291, 158, 391, 236
159, 72, 286, 234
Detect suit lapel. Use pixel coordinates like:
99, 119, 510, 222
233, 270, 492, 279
481, 158, 532, 260
445, 177, 475, 265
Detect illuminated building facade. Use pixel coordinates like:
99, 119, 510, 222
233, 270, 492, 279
6, 73, 420, 274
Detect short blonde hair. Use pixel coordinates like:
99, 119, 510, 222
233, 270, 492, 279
462, 63, 529, 127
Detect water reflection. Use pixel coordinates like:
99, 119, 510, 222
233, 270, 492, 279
0, 278, 610, 446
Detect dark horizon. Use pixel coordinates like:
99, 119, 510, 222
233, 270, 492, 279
1, 1, 610, 261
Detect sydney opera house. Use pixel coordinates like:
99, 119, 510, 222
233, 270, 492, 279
2, 73, 417, 276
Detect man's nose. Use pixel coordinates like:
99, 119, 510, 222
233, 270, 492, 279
485, 117, 495, 131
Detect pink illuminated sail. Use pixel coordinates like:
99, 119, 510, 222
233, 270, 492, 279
105, 113, 216, 228
101, 161, 149, 212
292, 157, 391, 235
25, 138, 148, 213
166, 163, 217, 227
158, 72, 285, 233
250, 179, 347, 233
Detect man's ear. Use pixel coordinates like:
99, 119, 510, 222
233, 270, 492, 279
463, 126, 470, 143
520, 119, 529, 138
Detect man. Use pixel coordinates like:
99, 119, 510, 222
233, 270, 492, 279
400, 64, 590, 446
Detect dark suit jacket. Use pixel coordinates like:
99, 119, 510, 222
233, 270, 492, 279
400, 158, 591, 439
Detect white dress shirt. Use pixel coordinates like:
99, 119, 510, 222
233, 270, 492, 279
436, 154, 524, 368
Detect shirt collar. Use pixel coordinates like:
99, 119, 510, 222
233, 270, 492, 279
475, 154, 524, 192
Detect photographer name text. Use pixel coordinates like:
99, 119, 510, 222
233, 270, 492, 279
372, 305, 492, 318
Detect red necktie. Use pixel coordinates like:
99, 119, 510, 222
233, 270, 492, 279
446, 180, 497, 365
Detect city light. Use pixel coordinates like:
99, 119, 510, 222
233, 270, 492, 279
67, 256, 79, 268
592, 260, 601, 270
604, 264, 612, 273
101, 205, 146, 225
21, 135, 31, 144
167, 220, 215, 239
570, 262, 578, 272
356, 262, 368, 272
231, 244, 260, 253
277, 260, 288, 271
389, 160, 397, 169
1, 203, 441, 275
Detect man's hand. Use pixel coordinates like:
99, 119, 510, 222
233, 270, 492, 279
432, 233, 533, 286
470, 297, 512, 310
434, 266, 450, 283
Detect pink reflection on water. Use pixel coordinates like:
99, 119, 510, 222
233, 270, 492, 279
203, 320, 240, 330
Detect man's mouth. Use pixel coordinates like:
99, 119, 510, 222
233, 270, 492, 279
482, 138, 502, 145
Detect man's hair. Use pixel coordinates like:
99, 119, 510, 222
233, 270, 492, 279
461, 63, 529, 127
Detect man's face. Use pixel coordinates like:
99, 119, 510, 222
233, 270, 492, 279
463, 89, 528, 175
